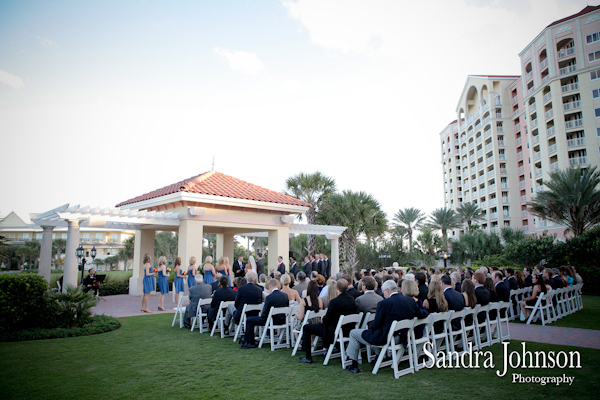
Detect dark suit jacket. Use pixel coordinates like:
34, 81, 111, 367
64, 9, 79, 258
417, 283, 428, 301
362, 293, 429, 345
232, 260, 245, 277
210, 281, 219, 293
210, 286, 236, 309
347, 286, 362, 299
444, 287, 465, 311
303, 262, 312, 275
494, 281, 510, 302
323, 259, 331, 279
312, 260, 318, 273
322, 292, 358, 345
290, 263, 299, 277
260, 289, 289, 325
277, 262, 286, 275
525, 275, 533, 287
233, 283, 263, 324
256, 259, 265, 276
551, 276, 565, 289
507, 276, 519, 290
474, 286, 491, 306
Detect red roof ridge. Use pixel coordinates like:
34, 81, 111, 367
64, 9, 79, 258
547, 5, 600, 28
180, 170, 216, 192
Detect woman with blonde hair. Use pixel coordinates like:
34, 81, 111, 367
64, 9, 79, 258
216, 256, 232, 287
293, 280, 323, 334
187, 256, 198, 289
322, 280, 338, 309
173, 257, 185, 305
401, 279, 420, 303
280, 274, 302, 303
423, 280, 448, 333
157, 256, 170, 311
141, 253, 155, 313
203, 256, 216, 285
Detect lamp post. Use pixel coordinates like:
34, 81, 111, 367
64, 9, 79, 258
440, 251, 451, 270
77, 245, 97, 286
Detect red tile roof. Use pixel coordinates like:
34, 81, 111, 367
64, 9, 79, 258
547, 5, 600, 28
115, 171, 312, 208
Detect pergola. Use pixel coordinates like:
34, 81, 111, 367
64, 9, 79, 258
32, 171, 346, 294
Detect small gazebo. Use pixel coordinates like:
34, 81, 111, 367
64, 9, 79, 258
32, 171, 346, 294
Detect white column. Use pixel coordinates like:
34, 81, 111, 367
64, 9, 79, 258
178, 220, 204, 295
215, 233, 224, 261
268, 227, 289, 273
326, 233, 341, 277
223, 233, 234, 264
63, 219, 81, 292
38, 226, 54, 285
129, 229, 155, 295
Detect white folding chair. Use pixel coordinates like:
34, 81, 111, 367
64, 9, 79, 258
497, 301, 511, 341
258, 306, 291, 351
210, 301, 235, 337
429, 311, 452, 359
323, 313, 363, 368
508, 289, 519, 320
461, 305, 480, 350
371, 318, 416, 378
360, 312, 375, 329
446, 309, 466, 357
475, 304, 493, 348
288, 303, 301, 347
172, 295, 189, 328
233, 303, 264, 342
191, 298, 212, 332
291, 309, 326, 356
487, 302, 501, 345
525, 292, 558, 325
411, 314, 433, 372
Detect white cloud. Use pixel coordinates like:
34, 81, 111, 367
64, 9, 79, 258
35, 35, 59, 48
213, 47, 265, 75
0, 71, 24, 89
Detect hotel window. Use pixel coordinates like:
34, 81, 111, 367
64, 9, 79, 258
22, 233, 29, 241
597, 127, 600, 137
589, 50, 600, 62
96, 233, 103, 241
61, 233, 67, 239
587, 32, 600, 44
594, 89, 600, 99
596, 108, 600, 118
592, 69, 600, 80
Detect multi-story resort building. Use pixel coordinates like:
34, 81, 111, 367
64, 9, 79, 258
440, 5, 600, 240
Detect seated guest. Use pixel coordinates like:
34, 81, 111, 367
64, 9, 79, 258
315, 274, 326, 294
414, 272, 428, 301
355, 276, 383, 313
224, 271, 263, 332
523, 267, 534, 287
210, 273, 223, 293
280, 273, 302, 303
546, 268, 565, 290
451, 271, 462, 292
439, 275, 464, 331
344, 274, 361, 299
519, 274, 552, 321
472, 271, 490, 323
345, 279, 429, 373
373, 275, 384, 297
353, 271, 362, 289
461, 279, 477, 309
322, 280, 338, 309
423, 280, 448, 334
297, 279, 358, 364
183, 274, 212, 328
207, 276, 236, 327
514, 270, 526, 288
505, 268, 519, 290
82, 269, 99, 296
485, 277, 497, 302
258, 273, 267, 288
399, 279, 420, 305
240, 279, 289, 349
293, 271, 308, 296
493, 272, 510, 302
293, 281, 324, 333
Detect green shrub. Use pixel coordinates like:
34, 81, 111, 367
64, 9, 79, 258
98, 281, 129, 296
0, 274, 48, 331
0, 315, 120, 342
46, 286, 98, 329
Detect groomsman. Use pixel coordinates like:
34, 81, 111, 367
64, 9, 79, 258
311, 255, 319, 274
322, 253, 331, 279
233, 256, 245, 278
256, 253, 265, 277
290, 257, 299, 277
303, 256, 313, 276
277, 256, 286, 275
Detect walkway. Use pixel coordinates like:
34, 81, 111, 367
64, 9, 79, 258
92, 295, 600, 350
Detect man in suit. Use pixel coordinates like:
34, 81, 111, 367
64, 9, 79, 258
277, 256, 286, 275
240, 279, 289, 349
293, 271, 308, 296
297, 279, 358, 364
473, 271, 490, 323
303, 256, 312, 276
355, 276, 383, 313
210, 273, 223, 293
256, 253, 265, 277
345, 279, 429, 373
232, 256, 245, 278
493, 272, 510, 302
322, 253, 331, 280
224, 271, 263, 332
290, 257, 299, 277
344, 274, 361, 299
441, 275, 465, 331
207, 276, 236, 327
183, 274, 213, 328
505, 268, 519, 290
415, 272, 428, 301
311, 254, 319, 274
550, 268, 565, 289
524, 267, 534, 287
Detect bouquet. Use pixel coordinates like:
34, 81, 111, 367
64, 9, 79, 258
153, 268, 158, 273
167, 268, 172, 273
182, 271, 188, 276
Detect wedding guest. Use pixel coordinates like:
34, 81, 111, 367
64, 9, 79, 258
211, 273, 223, 293
355, 276, 383, 313
203, 256, 216, 285
157, 256, 170, 311
520, 274, 552, 320
183, 274, 212, 328
293, 281, 324, 333
280, 274, 302, 303
461, 279, 477, 309
208, 276, 236, 328
174, 257, 185, 306
187, 256, 198, 289
223, 271, 262, 332
344, 274, 361, 299
415, 272, 428, 301
451, 271, 462, 292
141, 253, 155, 313
322, 280, 338, 309
293, 271, 308, 296
523, 267, 534, 287
493, 271, 510, 302
423, 280, 447, 333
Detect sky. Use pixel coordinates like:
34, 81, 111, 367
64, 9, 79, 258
0, 0, 594, 226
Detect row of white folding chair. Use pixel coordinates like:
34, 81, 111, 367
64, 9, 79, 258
323, 313, 364, 368
172, 295, 190, 327
553, 284, 583, 318
258, 306, 292, 351
508, 288, 532, 320
232, 303, 264, 341
191, 298, 212, 332
291, 309, 327, 356
525, 292, 557, 325
210, 301, 236, 337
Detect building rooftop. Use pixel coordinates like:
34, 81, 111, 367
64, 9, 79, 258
115, 171, 312, 208
547, 5, 600, 28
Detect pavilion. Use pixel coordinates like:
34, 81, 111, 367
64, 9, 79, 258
32, 171, 346, 295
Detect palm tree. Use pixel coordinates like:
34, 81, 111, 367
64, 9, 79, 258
284, 171, 336, 256
456, 202, 484, 231
500, 226, 526, 244
427, 207, 461, 251
528, 166, 600, 237
415, 227, 442, 256
52, 238, 67, 267
318, 191, 387, 269
393, 207, 426, 251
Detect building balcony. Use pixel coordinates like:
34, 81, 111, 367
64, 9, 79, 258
547, 126, 555, 137
563, 100, 581, 111
543, 92, 552, 103
522, 210, 528, 217
485, 128, 492, 137
477, 149, 483, 157
550, 161, 559, 171
491, 226, 499, 234
485, 143, 493, 151
533, 152, 542, 161
498, 140, 505, 146
567, 137, 585, 147
548, 144, 557, 154
519, 180, 526, 188
561, 82, 579, 93
496, 112, 503, 118
502, 197, 509, 203
557, 47, 576, 58
528, 102, 536, 113
496, 126, 504, 132
541, 75, 551, 85
536, 186, 545, 193
503, 211, 511, 218
480, 201, 487, 208
545, 109, 553, 120
559, 65, 577, 75
532, 135, 540, 144
517, 151, 523, 159
486, 156, 494, 165
512, 95, 518, 104
520, 195, 527, 202
514, 122, 521, 131
480, 187, 486, 195
530, 118, 538, 128
500, 169, 508, 176
527, 86, 535, 95
516, 137, 522, 145
565, 119, 583, 129
487, 170, 495, 178
569, 156, 588, 166
475, 122, 482, 131
489, 212, 498, 220
535, 169, 543, 177
540, 58, 549, 69
523, 225, 529, 232
513, 108, 520, 118
526, 71, 533, 81
488, 184, 496, 191
489, 198, 498, 206
518, 166, 525, 173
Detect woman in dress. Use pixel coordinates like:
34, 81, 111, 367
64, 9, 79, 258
520, 274, 552, 320
246, 255, 256, 274
293, 280, 323, 334
141, 253, 155, 313
280, 274, 302, 303
187, 256, 198, 289
157, 256, 169, 311
215, 256, 232, 286
203, 256, 216, 285
174, 257, 185, 306
423, 280, 448, 333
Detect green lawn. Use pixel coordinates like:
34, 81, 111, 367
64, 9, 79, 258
1, 313, 598, 400
548, 295, 600, 330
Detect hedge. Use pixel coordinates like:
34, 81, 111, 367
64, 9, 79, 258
0, 315, 120, 342
0, 274, 48, 331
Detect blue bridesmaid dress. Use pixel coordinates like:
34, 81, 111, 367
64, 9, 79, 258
143, 267, 156, 294
158, 269, 169, 294
204, 269, 215, 285
174, 269, 185, 293
188, 269, 196, 288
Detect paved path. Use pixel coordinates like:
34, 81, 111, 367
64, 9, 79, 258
92, 295, 600, 350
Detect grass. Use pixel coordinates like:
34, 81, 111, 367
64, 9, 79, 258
1, 313, 599, 400
548, 295, 600, 330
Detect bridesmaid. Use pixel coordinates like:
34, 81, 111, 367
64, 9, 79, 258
187, 256, 198, 289
157, 256, 170, 311
174, 257, 185, 305
141, 253, 155, 313
203, 256, 216, 285
216, 256, 232, 286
